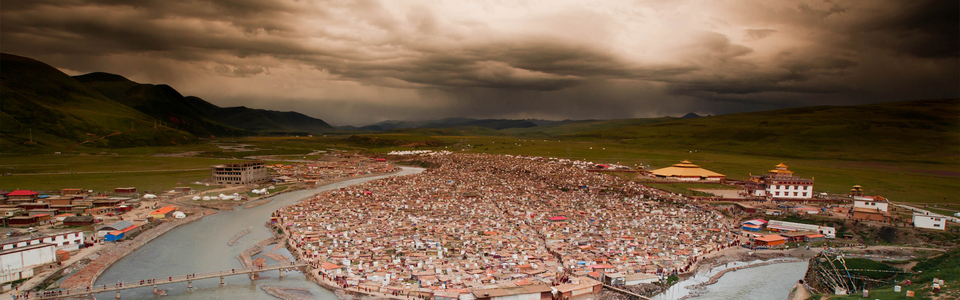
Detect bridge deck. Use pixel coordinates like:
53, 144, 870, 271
30, 263, 306, 299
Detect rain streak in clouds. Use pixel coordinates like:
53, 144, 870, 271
1, 0, 957, 125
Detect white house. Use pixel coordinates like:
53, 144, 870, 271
0, 243, 57, 283
624, 273, 660, 285
853, 198, 889, 213
913, 213, 946, 230
473, 285, 552, 300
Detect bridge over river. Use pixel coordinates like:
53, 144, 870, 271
30, 263, 307, 300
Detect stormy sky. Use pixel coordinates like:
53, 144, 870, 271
2, 0, 957, 125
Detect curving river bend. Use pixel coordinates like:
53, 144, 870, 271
93, 167, 424, 300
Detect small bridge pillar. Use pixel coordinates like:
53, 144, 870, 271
188, 280, 193, 289
220, 276, 225, 284
153, 285, 158, 294
116, 290, 121, 299
279, 269, 283, 278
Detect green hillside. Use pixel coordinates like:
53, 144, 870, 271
564, 99, 960, 163
0, 53, 195, 151
75, 72, 248, 138
74, 72, 333, 135
502, 117, 676, 137
251, 109, 334, 133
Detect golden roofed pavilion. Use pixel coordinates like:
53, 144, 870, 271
649, 160, 725, 181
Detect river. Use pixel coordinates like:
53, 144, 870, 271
654, 259, 809, 300
92, 167, 424, 300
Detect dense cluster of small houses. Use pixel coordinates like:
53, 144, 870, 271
275, 153, 740, 300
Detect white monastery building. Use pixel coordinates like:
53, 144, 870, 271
747, 163, 814, 199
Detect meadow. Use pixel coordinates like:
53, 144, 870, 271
2, 100, 957, 205
355, 133, 958, 204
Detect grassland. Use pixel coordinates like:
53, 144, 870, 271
831, 249, 960, 299
352, 132, 957, 204
2, 99, 957, 204
4, 170, 213, 194
0, 136, 347, 193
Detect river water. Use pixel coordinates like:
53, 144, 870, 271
93, 167, 424, 300
654, 259, 809, 300
93, 166, 808, 300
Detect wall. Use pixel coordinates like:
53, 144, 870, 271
913, 215, 946, 230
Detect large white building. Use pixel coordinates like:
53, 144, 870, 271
0, 230, 85, 252
767, 220, 836, 238
210, 161, 269, 185
747, 163, 814, 200
0, 243, 57, 284
913, 213, 947, 230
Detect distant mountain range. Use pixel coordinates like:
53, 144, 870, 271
1, 53, 332, 149
339, 118, 574, 131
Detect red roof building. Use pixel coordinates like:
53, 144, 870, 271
752, 234, 787, 247
6, 190, 39, 204
149, 205, 178, 219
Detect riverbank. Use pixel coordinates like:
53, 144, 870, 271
59, 209, 211, 290
677, 258, 805, 300
243, 170, 399, 209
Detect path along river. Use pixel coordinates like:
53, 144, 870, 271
92, 167, 424, 300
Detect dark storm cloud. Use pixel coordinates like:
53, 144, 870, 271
849, 0, 959, 59
0, 0, 956, 125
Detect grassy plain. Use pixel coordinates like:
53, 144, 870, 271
2, 100, 957, 204
356, 133, 958, 204
0, 136, 347, 193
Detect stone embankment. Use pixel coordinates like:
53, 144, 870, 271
60, 212, 207, 290
261, 286, 315, 300
237, 236, 282, 268
228, 229, 251, 246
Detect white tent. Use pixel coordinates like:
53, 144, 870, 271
172, 211, 186, 218
202, 196, 211, 201
192, 196, 201, 201
143, 194, 158, 199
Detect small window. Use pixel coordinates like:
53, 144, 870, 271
803, 193, 807, 196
